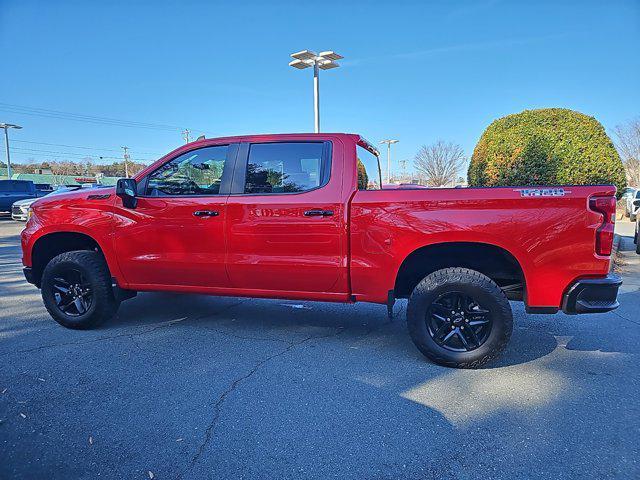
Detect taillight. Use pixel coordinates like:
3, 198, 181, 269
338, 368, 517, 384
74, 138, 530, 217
589, 195, 616, 256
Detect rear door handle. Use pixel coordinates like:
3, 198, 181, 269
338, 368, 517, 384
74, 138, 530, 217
193, 210, 219, 217
304, 209, 334, 217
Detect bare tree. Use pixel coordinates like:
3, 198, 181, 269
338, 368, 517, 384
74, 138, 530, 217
414, 141, 466, 187
614, 118, 640, 187
49, 160, 79, 186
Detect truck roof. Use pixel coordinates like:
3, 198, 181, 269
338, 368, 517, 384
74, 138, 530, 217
185, 133, 381, 157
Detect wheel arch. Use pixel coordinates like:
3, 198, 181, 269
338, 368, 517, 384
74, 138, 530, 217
30, 231, 110, 288
394, 241, 527, 300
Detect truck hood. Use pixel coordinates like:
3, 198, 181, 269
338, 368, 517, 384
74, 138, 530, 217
31, 186, 115, 209
12, 197, 39, 208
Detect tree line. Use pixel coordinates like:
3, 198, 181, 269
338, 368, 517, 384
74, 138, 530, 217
1, 159, 148, 178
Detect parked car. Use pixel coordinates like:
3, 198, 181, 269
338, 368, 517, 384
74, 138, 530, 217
628, 190, 640, 221
20, 133, 621, 368
622, 187, 637, 217
11, 186, 80, 221
633, 197, 640, 255
0, 180, 43, 212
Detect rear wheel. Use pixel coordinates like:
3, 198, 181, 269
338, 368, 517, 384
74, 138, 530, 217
407, 267, 513, 368
41, 250, 120, 329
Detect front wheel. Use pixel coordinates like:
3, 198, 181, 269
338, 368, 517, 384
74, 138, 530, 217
407, 267, 513, 368
41, 250, 120, 329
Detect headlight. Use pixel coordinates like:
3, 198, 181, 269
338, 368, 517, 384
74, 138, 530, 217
27, 208, 33, 219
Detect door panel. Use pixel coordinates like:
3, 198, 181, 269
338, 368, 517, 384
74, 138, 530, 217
114, 197, 228, 287
226, 197, 343, 292
225, 140, 347, 294
113, 143, 234, 289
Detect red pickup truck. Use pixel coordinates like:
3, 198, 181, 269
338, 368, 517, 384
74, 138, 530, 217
21, 133, 621, 368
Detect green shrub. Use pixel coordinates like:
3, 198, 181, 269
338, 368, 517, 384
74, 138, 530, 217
467, 108, 626, 195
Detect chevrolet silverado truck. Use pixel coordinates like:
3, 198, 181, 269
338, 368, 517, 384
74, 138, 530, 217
1, 180, 42, 212
20, 133, 622, 368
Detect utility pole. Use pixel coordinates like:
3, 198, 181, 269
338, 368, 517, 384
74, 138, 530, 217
0, 123, 22, 179
399, 159, 407, 181
121, 146, 130, 178
182, 129, 191, 144
379, 139, 399, 185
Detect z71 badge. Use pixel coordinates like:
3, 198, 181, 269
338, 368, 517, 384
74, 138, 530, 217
514, 188, 570, 197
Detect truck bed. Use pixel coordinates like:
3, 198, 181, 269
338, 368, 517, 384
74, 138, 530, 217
349, 185, 615, 309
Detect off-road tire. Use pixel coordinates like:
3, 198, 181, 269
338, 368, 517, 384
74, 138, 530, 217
41, 250, 120, 329
407, 267, 513, 368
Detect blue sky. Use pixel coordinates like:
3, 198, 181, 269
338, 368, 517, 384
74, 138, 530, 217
1, 0, 638, 174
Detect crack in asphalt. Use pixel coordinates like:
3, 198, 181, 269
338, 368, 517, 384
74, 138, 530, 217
198, 326, 291, 344
3, 316, 193, 357
180, 326, 348, 478
612, 310, 640, 327
1, 300, 247, 357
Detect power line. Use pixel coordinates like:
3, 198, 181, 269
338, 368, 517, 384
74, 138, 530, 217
11, 139, 161, 156
11, 146, 152, 162
0, 102, 208, 134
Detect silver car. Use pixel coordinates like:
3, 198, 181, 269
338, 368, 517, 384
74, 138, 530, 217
11, 187, 78, 221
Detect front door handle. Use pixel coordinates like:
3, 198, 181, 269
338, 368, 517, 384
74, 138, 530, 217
304, 209, 334, 217
193, 210, 219, 217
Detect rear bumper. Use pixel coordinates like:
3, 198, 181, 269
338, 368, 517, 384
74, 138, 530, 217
561, 273, 622, 314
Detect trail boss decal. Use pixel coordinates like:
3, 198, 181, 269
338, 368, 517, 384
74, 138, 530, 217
514, 188, 570, 197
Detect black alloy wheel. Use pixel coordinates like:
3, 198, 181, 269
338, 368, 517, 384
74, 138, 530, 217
407, 267, 513, 368
50, 269, 93, 317
41, 250, 120, 329
426, 291, 492, 352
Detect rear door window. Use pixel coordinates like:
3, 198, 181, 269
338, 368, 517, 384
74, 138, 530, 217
243, 142, 329, 194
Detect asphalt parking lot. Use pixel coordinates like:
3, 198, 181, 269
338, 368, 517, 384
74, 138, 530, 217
0, 217, 638, 479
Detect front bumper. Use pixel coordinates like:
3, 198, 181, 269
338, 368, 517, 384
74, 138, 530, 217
561, 273, 622, 314
11, 206, 28, 221
23, 267, 36, 286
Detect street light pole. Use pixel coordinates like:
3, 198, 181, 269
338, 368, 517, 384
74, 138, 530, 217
379, 139, 399, 185
0, 123, 23, 179
313, 61, 320, 134
289, 50, 343, 133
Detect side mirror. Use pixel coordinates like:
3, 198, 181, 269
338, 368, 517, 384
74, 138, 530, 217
116, 178, 138, 209
634, 199, 640, 207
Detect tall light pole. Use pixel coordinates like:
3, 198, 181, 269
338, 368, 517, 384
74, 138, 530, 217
0, 123, 22, 179
289, 50, 343, 133
379, 139, 399, 185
